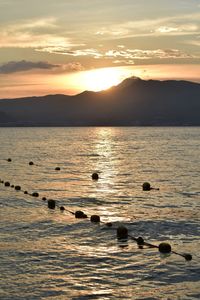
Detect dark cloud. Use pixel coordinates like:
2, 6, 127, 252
0, 60, 58, 74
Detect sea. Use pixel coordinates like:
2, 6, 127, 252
0, 127, 199, 300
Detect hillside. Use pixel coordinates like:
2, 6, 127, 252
0, 77, 199, 126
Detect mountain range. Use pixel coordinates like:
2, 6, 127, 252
0, 77, 199, 126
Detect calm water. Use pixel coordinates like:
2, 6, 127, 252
0, 127, 199, 300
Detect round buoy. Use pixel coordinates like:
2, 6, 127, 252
60, 206, 65, 211
11, 185, 14, 188
137, 236, 144, 245
15, 185, 21, 191
48, 199, 56, 209
106, 222, 113, 227
75, 210, 85, 218
32, 192, 39, 197
29, 161, 34, 165
24, 191, 28, 194
117, 225, 128, 239
4, 181, 10, 187
7, 158, 12, 162
142, 182, 151, 191
158, 242, 172, 254
184, 254, 192, 261
55, 167, 60, 171
90, 215, 100, 223
92, 173, 99, 180
42, 197, 47, 201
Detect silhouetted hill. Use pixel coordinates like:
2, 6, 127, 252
0, 77, 199, 126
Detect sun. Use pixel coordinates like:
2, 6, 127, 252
58, 66, 135, 95
82, 67, 124, 91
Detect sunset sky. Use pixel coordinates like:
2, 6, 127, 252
0, 0, 199, 98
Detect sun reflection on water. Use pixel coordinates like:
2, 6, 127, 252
92, 127, 118, 178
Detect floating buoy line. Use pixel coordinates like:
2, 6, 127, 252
0, 158, 192, 262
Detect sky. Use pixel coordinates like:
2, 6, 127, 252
0, 0, 199, 98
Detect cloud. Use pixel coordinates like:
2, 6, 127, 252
113, 60, 135, 65
3, 17, 58, 34
37, 45, 196, 62
105, 48, 194, 60
0, 18, 77, 49
155, 24, 199, 35
0, 31, 73, 49
94, 12, 200, 39
0, 60, 85, 74
0, 60, 58, 74
156, 26, 179, 33
105, 50, 133, 59
62, 62, 84, 72
36, 47, 103, 58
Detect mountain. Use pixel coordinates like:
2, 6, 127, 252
0, 77, 199, 126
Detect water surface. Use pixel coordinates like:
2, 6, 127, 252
0, 127, 199, 299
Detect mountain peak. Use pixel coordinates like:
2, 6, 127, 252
116, 76, 142, 89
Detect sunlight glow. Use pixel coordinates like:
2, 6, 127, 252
52, 64, 200, 98
2, 64, 199, 99
82, 67, 125, 91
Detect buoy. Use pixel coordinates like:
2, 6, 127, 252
60, 206, 65, 211
92, 173, 99, 180
24, 191, 28, 194
32, 192, 39, 197
29, 161, 34, 165
48, 199, 56, 209
158, 242, 171, 254
4, 181, 10, 187
142, 182, 151, 191
106, 222, 112, 227
137, 236, 144, 245
75, 210, 87, 219
55, 167, 60, 171
184, 254, 192, 261
106, 222, 113, 227
11, 185, 14, 188
7, 158, 12, 162
90, 215, 100, 223
15, 185, 21, 191
117, 225, 128, 239
42, 197, 47, 201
